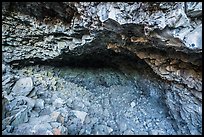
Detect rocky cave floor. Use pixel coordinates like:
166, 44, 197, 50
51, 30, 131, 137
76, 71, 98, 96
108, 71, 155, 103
2, 58, 180, 135
2, 2, 202, 135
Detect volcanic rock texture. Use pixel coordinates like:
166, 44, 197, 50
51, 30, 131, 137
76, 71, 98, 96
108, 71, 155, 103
2, 2, 202, 135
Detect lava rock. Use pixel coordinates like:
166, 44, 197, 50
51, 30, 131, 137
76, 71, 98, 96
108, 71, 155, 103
33, 123, 53, 135
53, 126, 67, 135
67, 123, 81, 135
2, 64, 6, 73
12, 77, 34, 96
50, 122, 61, 128
1, 2, 202, 135
50, 111, 60, 122
119, 122, 128, 132
33, 114, 51, 123
39, 107, 52, 116
35, 99, 45, 109
53, 98, 64, 109
93, 124, 113, 135
184, 24, 202, 49
2, 116, 14, 130
5, 125, 14, 133
123, 130, 135, 135
149, 129, 166, 135
10, 105, 29, 126
14, 123, 34, 135
71, 110, 87, 124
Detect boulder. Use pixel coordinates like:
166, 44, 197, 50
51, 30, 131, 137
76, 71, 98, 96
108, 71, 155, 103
12, 77, 34, 96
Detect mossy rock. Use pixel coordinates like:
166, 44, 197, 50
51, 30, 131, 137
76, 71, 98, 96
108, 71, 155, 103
47, 71, 53, 77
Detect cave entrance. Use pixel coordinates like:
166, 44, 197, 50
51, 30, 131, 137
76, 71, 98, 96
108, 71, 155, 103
6, 51, 178, 135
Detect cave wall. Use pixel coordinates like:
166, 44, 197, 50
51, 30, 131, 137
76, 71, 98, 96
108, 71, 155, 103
2, 2, 202, 135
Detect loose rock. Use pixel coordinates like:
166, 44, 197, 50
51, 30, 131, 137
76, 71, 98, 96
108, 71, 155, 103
35, 99, 45, 109
2, 64, 6, 73
12, 77, 34, 96
93, 124, 113, 135
71, 110, 87, 124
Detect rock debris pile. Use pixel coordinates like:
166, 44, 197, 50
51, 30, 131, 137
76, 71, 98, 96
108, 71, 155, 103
2, 2, 202, 135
